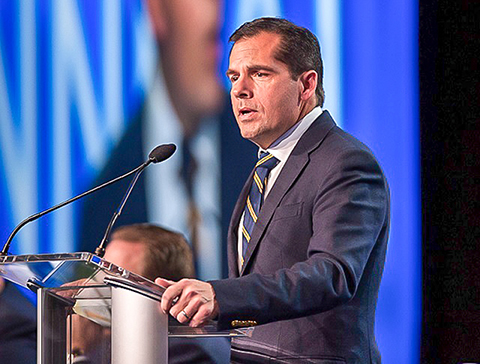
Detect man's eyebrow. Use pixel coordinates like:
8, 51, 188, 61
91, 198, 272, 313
248, 65, 277, 73
226, 65, 277, 76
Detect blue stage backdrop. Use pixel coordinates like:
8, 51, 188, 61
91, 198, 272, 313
0, 1, 419, 363
0, 0, 156, 254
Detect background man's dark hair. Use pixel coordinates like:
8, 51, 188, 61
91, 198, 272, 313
229, 17, 325, 107
110, 223, 195, 281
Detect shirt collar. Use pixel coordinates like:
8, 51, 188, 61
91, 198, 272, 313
258, 106, 323, 162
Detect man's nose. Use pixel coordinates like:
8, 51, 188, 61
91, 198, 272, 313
232, 76, 253, 99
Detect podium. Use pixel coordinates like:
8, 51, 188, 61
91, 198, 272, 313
0, 252, 246, 364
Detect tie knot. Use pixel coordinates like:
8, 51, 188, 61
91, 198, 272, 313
256, 152, 279, 172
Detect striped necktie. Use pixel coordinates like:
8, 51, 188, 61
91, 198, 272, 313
241, 152, 279, 266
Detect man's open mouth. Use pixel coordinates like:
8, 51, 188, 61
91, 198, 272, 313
239, 108, 255, 116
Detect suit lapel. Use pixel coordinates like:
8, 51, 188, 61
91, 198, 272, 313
239, 111, 336, 275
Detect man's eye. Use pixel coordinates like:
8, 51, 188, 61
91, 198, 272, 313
255, 72, 266, 77
229, 75, 239, 82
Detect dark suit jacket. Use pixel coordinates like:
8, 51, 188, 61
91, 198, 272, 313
0, 281, 37, 363
169, 337, 230, 364
210, 111, 390, 363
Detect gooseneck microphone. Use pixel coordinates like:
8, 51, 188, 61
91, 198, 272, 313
1, 143, 176, 256
147, 143, 177, 164
94, 143, 176, 257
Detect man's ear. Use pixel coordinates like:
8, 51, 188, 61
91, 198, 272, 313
299, 70, 318, 102
145, 0, 168, 41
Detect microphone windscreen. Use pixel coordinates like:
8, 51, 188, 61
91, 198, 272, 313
148, 144, 176, 163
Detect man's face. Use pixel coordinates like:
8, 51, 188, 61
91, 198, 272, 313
104, 239, 146, 275
227, 32, 304, 149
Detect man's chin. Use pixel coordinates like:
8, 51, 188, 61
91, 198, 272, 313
238, 128, 257, 141
239, 130, 267, 148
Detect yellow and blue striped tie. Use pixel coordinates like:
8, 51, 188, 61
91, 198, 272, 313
241, 152, 279, 265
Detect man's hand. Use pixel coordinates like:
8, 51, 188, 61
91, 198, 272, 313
155, 278, 219, 327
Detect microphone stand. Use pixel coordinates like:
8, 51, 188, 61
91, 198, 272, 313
94, 158, 151, 257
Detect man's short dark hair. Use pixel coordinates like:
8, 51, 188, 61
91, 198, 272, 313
111, 223, 195, 281
229, 17, 325, 107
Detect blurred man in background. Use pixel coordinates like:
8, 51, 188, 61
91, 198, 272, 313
72, 223, 230, 363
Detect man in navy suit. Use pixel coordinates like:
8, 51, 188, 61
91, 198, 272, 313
158, 18, 390, 363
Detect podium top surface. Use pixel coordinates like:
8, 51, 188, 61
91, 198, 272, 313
0, 252, 165, 298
